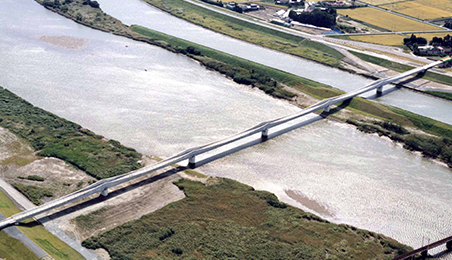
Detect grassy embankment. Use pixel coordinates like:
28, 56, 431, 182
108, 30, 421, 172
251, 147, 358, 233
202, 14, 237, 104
80, 178, 411, 260
139, 0, 347, 67
350, 51, 452, 86
425, 90, 452, 101
0, 190, 84, 260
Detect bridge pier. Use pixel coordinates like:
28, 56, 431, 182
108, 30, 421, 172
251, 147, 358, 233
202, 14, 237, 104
323, 105, 330, 113
447, 241, 452, 251
261, 128, 268, 140
101, 188, 108, 197
376, 86, 383, 95
188, 155, 196, 168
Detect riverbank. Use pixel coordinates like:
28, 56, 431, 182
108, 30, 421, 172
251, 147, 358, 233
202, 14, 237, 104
80, 177, 412, 259
36, 0, 452, 169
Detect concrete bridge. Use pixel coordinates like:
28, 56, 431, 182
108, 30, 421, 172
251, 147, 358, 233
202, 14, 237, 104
0, 57, 449, 230
392, 235, 452, 260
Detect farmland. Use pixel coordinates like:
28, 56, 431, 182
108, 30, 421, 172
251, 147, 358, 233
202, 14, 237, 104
347, 34, 406, 46
356, 0, 403, 5
344, 32, 452, 47
337, 8, 443, 31
380, 1, 452, 20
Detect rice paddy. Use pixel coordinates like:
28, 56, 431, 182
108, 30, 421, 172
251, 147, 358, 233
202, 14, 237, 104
338, 7, 444, 32
380, 1, 452, 20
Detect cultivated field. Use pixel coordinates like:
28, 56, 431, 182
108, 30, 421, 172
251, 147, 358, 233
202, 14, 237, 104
338, 8, 443, 31
380, 1, 452, 20
357, 0, 404, 5
348, 34, 406, 46
415, 0, 452, 15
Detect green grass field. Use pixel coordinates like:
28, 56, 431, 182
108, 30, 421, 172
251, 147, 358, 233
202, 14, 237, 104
0, 231, 39, 260
81, 178, 411, 260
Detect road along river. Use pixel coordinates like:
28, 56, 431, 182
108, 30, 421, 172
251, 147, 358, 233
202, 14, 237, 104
95, 0, 452, 125
1, 0, 452, 258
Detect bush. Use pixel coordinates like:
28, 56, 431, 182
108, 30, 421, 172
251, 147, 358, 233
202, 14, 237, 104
26, 175, 45, 182
159, 228, 175, 240
172, 247, 183, 255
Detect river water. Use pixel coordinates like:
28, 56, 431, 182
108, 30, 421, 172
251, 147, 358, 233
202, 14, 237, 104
95, 0, 452, 126
1, 0, 452, 258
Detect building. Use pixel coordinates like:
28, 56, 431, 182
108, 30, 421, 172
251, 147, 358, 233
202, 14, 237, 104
417, 46, 445, 56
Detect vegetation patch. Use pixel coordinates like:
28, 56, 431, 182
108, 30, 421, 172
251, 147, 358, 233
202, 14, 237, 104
425, 90, 452, 101
0, 87, 142, 179
11, 183, 54, 205
18, 175, 45, 182
347, 119, 452, 167
81, 178, 411, 260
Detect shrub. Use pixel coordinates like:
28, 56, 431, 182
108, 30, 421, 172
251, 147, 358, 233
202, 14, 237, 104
159, 228, 175, 240
26, 175, 45, 182
172, 247, 183, 255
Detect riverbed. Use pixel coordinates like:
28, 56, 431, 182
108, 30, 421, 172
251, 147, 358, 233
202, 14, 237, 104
1, 0, 452, 257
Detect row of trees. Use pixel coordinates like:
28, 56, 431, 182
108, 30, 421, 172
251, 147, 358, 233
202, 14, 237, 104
430, 35, 452, 48
289, 8, 337, 28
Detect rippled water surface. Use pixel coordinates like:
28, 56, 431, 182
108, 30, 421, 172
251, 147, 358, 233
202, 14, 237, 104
1, 0, 452, 257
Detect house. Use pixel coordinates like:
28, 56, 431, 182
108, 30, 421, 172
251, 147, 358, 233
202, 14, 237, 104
418, 46, 445, 56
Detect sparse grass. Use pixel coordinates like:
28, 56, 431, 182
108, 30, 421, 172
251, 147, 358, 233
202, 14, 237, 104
337, 8, 442, 31
0, 87, 142, 179
0, 190, 84, 260
183, 169, 207, 178
11, 183, 53, 206
357, 0, 404, 5
81, 178, 411, 260
0, 231, 39, 260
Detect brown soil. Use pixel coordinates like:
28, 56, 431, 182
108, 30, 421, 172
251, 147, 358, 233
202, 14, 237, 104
39, 36, 89, 50
285, 189, 335, 218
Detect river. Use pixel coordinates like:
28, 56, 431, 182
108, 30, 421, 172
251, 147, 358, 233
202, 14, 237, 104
94, 0, 452, 126
1, 0, 452, 258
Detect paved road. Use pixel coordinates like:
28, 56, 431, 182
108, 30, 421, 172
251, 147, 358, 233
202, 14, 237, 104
0, 213, 48, 259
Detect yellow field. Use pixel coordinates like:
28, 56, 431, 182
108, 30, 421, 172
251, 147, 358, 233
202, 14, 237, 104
338, 8, 443, 31
356, 0, 404, 5
410, 32, 452, 41
381, 1, 452, 20
348, 34, 406, 46
415, 0, 452, 14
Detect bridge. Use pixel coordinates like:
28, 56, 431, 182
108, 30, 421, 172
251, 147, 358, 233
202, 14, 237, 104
0, 57, 449, 231
392, 235, 452, 260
